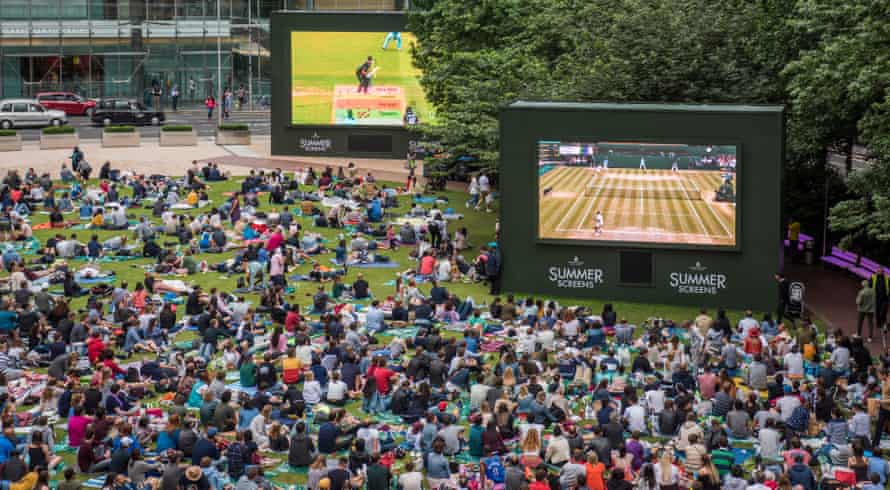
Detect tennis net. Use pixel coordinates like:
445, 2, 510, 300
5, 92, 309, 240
584, 185, 702, 200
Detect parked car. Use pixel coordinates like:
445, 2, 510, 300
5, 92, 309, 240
0, 99, 68, 129
36, 92, 97, 116
91, 99, 165, 126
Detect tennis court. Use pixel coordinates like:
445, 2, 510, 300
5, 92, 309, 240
538, 167, 736, 246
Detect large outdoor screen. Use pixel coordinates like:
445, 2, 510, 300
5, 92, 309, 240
537, 141, 738, 247
290, 31, 436, 126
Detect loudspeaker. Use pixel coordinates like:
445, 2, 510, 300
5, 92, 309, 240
620, 250, 652, 285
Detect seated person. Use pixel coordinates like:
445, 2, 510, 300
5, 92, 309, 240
399, 224, 417, 244
308, 264, 344, 282
300, 234, 325, 255
60, 165, 76, 182
57, 193, 73, 212
49, 207, 65, 228
352, 273, 371, 299
103, 205, 128, 230
90, 209, 105, 228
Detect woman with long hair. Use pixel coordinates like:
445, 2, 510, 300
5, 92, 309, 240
520, 428, 542, 467
654, 450, 679, 490
636, 462, 657, 490
696, 454, 721, 490
586, 452, 606, 490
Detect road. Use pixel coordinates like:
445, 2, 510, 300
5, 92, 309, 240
16, 109, 271, 141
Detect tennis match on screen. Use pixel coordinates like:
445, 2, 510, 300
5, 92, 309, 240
538, 141, 737, 247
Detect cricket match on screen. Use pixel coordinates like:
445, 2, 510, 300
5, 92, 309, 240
290, 31, 436, 126
538, 141, 737, 247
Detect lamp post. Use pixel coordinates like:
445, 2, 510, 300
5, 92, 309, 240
216, 0, 223, 127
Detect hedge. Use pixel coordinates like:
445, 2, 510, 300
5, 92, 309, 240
162, 125, 193, 132
42, 126, 76, 135
218, 123, 248, 131
0, 130, 16, 137
104, 125, 136, 133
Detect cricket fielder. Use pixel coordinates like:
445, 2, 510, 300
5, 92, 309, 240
382, 32, 402, 50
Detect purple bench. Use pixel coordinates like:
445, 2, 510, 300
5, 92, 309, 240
820, 246, 884, 280
784, 233, 815, 251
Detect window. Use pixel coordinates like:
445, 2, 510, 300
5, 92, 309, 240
114, 100, 130, 110
133, 102, 147, 111
12, 103, 28, 112
29, 104, 45, 112
66, 94, 80, 102
0, 104, 10, 112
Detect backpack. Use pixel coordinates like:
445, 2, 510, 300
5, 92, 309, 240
363, 368, 378, 397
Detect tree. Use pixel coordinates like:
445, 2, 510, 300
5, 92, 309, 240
785, 0, 890, 255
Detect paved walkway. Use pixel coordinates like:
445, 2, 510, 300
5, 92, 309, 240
786, 256, 888, 349
0, 137, 255, 178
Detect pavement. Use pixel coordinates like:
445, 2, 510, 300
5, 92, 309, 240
14, 108, 271, 142
0, 134, 422, 185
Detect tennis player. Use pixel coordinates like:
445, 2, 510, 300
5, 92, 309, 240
671, 159, 679, 172
639, 156, 647, 171
595, 211, 604, 236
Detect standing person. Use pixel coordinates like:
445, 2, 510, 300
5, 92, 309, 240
188, 78, 197, 101
874, 369, 890, 448
857, 280, 876, 342
237, 84, 247, 110
788, 218, 801, 263
223, 88, 233, 119
152, 84, 162, 110
355, 56, 374, 94
205, 96, 216, 121
170, 85, 180, 111
595, 211, 604, 236
873, 268, 889, 333
381, 31, 402, 50
775, 273, 793, 326
477, 173, 491, 211
467, 175, 480, 209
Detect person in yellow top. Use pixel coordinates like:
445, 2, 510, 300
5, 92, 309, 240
9, 471, 38, 490
90, 209, 104, 228
788, 218, 801, 263
187, 190, 199, 207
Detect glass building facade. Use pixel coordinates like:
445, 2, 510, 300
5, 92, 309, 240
0, 0, 405, 108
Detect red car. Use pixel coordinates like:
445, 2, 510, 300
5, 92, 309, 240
36, 92, 96, 116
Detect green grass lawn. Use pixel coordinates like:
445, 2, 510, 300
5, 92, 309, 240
290, 31, 436, 125
19, 176, 753, 487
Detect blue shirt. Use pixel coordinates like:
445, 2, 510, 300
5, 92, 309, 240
0, 310, 16, 331
0, 435, 13, 464
88, 240, 102, 257
869, 456, 889, 485
317, 422, 340, 454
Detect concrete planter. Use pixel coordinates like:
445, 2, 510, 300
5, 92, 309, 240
216, 129, 250, 146
0, 134, 22, 152
160, 130, 198, 146
40, 133, 79, 150
102, 131, 141, 148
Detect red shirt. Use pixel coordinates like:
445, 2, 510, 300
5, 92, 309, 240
530, 482, 550, 490
266, 232, 284, 251
371, 366, 395, 394
87, 337, 105, 363
285, 311, 301, 332
103, 358, 125, 376
419, 255, 436, 276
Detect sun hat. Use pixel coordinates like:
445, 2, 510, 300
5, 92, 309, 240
185, 466, 203, 482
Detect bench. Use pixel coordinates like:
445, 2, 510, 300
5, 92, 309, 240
784, 232, 814, 251
820, 246, 886, 280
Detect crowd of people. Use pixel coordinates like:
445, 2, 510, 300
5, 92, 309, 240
0, 156, 886, 490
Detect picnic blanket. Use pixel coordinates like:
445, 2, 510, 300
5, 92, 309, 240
383, 327, 420, 338
332, 258, 400, 269
83, 476, 108, 488
321, 196, 361, 209
226, 382, 258, 397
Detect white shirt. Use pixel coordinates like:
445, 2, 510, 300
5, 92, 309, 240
623, 404, 647, 433
478, 175, 490, 192
644, 389, 665, 414
302, 380, 322, 405
326, 380, 348, 402
784, 352, 804, 376
738, 316, 759, 337
777, 395, 801, 421
537, 330, 555, 351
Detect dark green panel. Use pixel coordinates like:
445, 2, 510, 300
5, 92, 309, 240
500, 102, 784, 311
